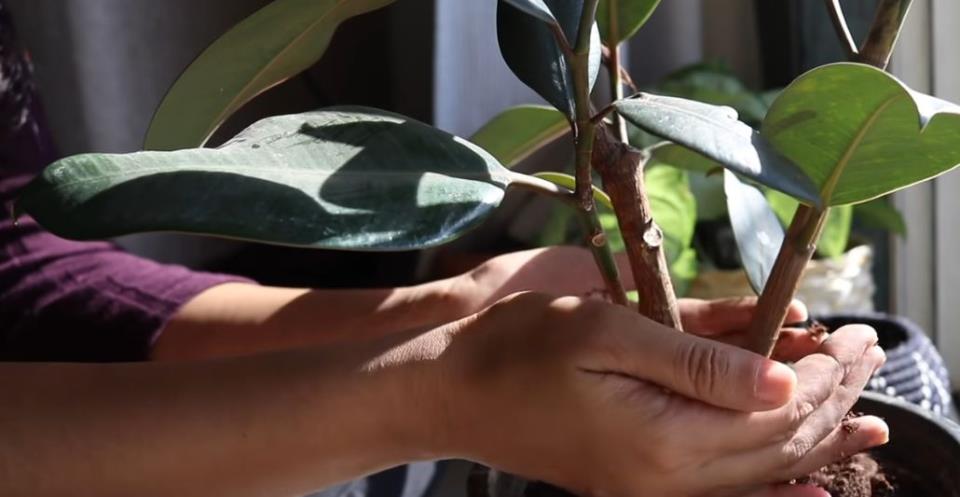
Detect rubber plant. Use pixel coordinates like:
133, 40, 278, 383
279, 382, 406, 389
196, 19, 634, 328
14, 0, 960, 494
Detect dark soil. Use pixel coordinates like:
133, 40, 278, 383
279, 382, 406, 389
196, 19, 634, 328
808, 320, 830, 340
799, 453, 894, 497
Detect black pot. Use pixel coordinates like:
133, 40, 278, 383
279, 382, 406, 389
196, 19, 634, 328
855, 392, 960, 496
819, 314, 954, 418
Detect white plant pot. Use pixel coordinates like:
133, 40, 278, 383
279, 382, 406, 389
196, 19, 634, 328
687, 245, 876, 316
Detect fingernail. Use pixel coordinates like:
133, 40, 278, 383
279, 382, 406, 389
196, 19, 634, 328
790, 299, 810, 321
877, 422, 890, 445
756, 361, 797, 405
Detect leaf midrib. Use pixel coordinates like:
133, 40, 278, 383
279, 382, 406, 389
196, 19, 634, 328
819, 94, 899, 202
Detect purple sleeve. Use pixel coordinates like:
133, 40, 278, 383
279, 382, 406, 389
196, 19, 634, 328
0, 10, 251, 362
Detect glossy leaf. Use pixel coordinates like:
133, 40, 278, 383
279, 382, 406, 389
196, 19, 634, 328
762, 62, 960, 206
655, 62, 770, 125
145, 0, 393, 151
614, 94, 821, 205
766, 190, 853, 258
22, 107, 512, 251
497, 0, 602, 119
647, 142, 717, 173
854, 196, 906, 236
532, 172, 613, 209
596, 0, 660, 44
724, 171, 784, 294
470, 105, 569, 167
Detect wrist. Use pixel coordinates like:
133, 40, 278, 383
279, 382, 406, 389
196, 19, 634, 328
352, 324, 462, 462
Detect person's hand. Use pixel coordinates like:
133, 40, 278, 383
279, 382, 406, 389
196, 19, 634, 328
445, 247, 824, 354
444, 246, 633, 314
679, 297, 824, 362
420, 293, 886, 497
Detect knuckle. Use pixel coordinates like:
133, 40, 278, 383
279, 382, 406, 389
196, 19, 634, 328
789, 396, 819, 428
675, 340, 730, 399
780, 436, 814, 466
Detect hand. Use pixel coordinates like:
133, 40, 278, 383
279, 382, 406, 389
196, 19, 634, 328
422, 293, 886, 497
447, 247, 823, 358
445, 246, 632, 314
679, 297, 824, 362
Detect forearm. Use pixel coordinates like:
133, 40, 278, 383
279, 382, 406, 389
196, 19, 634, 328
155, 279, 465, 360
0, 329, 443, 497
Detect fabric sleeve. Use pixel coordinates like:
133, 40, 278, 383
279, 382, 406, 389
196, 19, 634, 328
0, 6, 252, 362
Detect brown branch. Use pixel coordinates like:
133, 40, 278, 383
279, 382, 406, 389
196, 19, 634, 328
744, 205, 828, 355
857, 0, 914, 69
592, 125, 682, 329
601, 44, 639, 94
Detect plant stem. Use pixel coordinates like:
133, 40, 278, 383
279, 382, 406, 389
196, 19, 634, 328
576, 206, 630, 306
575, 0, 601, 55
606, 1, 629, 142
593, 126, 683, 328
857, 0, 914, 70
744, 205, 828, 356
823, 0, 859, 59
745, 0, 912, 357
508, 172, 628, 305
564, 0, 630, 307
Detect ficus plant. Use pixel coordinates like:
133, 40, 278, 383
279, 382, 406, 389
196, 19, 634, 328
13, 0, 960, 493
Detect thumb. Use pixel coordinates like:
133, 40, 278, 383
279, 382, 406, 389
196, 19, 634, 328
605, 320, 797, 411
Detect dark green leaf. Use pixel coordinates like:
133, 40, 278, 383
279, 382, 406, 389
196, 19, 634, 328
596, 0, 660, 44
724, 171, 784, 294
22, 107, 512, 250
502, 0, 558, 24
497, 0, 601, 119
655, 62, 770, 125
614, 93, 821, 206
762, 62, 960, 206
470, 105, 569, 167
145, 0, 394, 151
854, 196, 906, 236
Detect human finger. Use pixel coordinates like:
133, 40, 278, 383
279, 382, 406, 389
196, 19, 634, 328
681, 298, 808, 335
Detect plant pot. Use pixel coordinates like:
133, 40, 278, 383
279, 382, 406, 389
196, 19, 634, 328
688, 245, 876, 315
819, 313, 954, 419
853, 391, 960, 496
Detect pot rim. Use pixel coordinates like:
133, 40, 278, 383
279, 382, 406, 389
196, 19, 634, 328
860, 391, 960, 441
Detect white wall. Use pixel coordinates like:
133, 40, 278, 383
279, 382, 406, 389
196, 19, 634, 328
892, 0, 960, 385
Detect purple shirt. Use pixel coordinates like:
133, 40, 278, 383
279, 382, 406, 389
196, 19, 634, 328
0, 7, 248, 362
